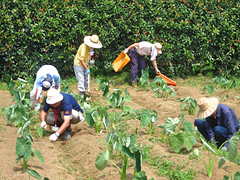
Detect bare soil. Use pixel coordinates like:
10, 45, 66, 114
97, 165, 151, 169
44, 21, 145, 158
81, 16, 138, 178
1, 77, 240, 180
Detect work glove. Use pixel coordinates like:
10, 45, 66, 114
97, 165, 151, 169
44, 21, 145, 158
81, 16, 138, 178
49, 132, 59, 141
156, 69, 161, 75
210, 137, 217, 146
40, 121, 47, 129
86, 68, 90, 74
221, 146, 228, 152
79, 112, 85, 122
34, 103, 40, 111
124, 48, 128, 54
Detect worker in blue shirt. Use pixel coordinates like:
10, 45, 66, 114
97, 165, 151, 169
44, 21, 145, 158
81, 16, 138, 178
194, 97, 239, 152
40, 89, 84, 141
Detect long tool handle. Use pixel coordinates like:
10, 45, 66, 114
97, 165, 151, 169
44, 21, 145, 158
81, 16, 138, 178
88, 73, 90, 92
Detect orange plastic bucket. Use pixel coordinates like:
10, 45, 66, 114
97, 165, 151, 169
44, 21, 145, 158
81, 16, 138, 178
112, 51, 130, 72
158, 73, 177, 86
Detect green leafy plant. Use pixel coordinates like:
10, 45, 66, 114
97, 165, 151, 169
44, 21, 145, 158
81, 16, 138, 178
136, 70, 151, 91
95, 134, 142, 180
139, 109, 158, 135
85, 103, 108, 133
15, 117, 44, 171
151, 76, 176, 100
5, 76, 31, 127
177, 96, 198, 115
158, 113, 197, 153
189, 133, 239, 178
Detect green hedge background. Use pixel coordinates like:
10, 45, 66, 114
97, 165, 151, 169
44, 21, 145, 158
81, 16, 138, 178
1, 0, 239, 80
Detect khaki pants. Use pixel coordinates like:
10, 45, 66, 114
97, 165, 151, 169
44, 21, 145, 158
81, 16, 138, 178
46, 109, 82, 125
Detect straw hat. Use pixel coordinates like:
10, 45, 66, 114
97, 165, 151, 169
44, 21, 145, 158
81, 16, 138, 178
46, 89, 63, 104
154, 43, 162, 54
197, 97, 219, 119
42, 74, 53, 91
84, 34, 102, 48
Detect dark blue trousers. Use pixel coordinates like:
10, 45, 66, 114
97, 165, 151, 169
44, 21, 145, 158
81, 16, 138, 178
129, 48, 146, 83
194, 119, 228, 146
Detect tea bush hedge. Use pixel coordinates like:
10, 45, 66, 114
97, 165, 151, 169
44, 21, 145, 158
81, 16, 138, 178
1, 0, 239, 80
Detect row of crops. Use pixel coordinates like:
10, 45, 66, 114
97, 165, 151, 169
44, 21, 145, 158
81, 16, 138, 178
4, 71, 240, 179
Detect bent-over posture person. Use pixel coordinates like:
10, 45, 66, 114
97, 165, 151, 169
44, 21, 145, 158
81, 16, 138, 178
124, 41, 163, 86
194, 97, 239, 152
30, 65, 61, 111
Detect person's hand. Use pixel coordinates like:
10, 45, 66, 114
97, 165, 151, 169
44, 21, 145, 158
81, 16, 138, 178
40, 121, 47, 129
86, 68, 90, 74
124, 48, 128, 54
221, 146, 228, 152
79, 112, 85, 122
34, 103, 40, 111
156, 69, 161, 75
49, 133, 59, 141
210, 137, 217, 146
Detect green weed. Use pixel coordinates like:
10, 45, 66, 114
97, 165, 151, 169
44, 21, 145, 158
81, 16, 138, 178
151, 156, 198, 180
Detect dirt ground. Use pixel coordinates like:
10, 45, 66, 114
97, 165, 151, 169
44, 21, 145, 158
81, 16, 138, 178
0, 76, 240, 180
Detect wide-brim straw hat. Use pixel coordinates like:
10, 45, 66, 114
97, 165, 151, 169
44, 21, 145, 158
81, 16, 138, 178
197, 97, 219, 119
154, 43, 162, 54
84, 34, 102, 48
46, 89, 63, 104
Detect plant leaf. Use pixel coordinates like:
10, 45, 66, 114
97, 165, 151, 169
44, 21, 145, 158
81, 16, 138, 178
200, 137, 216, 154
37, 126, 43, 138
35, 149, 44, 164
134, 150, 142, 173
95, 150, 109, 170
218, 156, 226, 169
133, 171, 147, 180
27, 169, 41, 179
121, 146, 134, 159
124, 89, 131, 101
168, 132, 185, 153
189, 148, 199, 160
229, 133, 239, 162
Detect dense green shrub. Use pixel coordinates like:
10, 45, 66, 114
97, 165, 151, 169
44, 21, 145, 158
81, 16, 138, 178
1, 0, 239, 80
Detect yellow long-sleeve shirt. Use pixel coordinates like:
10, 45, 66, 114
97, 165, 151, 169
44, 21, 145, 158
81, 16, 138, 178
74, 43, 90, 67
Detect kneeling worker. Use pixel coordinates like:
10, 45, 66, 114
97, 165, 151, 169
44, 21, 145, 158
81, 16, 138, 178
40, 89, 84, 141
194, 97, 239, 152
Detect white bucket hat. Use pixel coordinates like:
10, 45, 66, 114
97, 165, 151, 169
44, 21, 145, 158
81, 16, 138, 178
154, 43, 162, 54
46, 89, 63, 104
197, 97, 219, 119
84, 34, 102, 48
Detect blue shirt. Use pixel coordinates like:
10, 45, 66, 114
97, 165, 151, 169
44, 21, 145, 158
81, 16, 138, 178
206, 104, 239, 146
36, 65, 61, 89
43, 93, 83, 116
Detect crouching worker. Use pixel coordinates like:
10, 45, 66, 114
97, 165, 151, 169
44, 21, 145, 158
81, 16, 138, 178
40, 89, 84, 141
194, 97, 239, 152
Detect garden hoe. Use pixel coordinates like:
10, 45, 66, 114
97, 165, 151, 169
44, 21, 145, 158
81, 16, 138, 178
86, 73, 91, 98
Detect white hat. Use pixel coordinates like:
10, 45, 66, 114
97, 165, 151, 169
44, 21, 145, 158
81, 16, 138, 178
84, 34, 102, 48
46, 89, 63, 104
154, 43, 162, 54
197, 97, 219, 118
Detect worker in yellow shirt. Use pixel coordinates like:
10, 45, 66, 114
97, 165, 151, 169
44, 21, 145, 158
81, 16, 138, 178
74, 34, 102, 96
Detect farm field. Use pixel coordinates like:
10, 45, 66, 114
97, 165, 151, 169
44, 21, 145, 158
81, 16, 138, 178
0, 75, 240, 180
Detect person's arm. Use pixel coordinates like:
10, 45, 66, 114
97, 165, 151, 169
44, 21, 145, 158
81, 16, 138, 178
152, 59, 161, 74
80, 60, 88, 70
40, 110, 47, 122
56, 115, 71, 135
35, 89, 40, 104
126, 43, 139, 51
